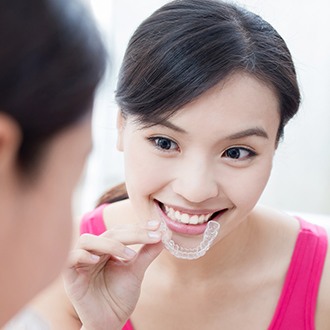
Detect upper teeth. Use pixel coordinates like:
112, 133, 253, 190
164, 206, 213, 225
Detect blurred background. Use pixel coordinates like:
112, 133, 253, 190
74, 0, 330, 220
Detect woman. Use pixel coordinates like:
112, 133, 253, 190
36, 0, 330, 329
0, 0, 106, 326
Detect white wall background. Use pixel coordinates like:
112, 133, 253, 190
75, 0, 330, 219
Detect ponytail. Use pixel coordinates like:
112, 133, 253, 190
96, 182, 129, 206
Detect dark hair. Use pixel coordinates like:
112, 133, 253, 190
116, 0, 300, 141
103, 0, 301, 205
0, 0, 107, 172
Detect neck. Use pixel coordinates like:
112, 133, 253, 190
0, 206, 47, 327
0, 246, 32, 327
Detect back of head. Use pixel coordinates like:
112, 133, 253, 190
116, 0, 300, 140
0, 0, 107, 172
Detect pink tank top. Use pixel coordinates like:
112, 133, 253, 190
80, 205, 328, 330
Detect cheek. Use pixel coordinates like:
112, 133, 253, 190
36, 163, 88, 272
124, 147, 166, 198
20, 192, 73, 290
223, 159, 273, 210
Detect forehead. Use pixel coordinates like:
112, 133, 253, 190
181, 73, 278, 114
165, 73, 280, 136
125, 73, 280, 143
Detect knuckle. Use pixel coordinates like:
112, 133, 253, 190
78, 233, 93, 246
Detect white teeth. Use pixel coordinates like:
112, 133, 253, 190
163, 206, 215, 225
181, 213, 190, 224
190, 215, 199, 225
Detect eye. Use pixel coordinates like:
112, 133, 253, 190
148, 136, 179, 151
223, 147, 256, 160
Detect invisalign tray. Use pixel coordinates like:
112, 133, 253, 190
160, 219, 220, 260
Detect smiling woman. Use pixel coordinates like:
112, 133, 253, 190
81, 0, 330, 218
32, 1, 330, 330
114, 74, 280, 254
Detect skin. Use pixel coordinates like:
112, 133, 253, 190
31, 73, 330, 329
0, 111, 93, 326
118, 73, 279, 245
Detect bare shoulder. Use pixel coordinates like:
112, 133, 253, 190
257, 207, 330, 328
103, 199, 139, 229
253, 204, 300, 236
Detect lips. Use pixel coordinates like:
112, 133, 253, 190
156, 201, 227, 235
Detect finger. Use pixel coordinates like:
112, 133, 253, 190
66, 248, 101, 268
132, 242, 164, 280
109, 219, 161, 232
76, 234, 137, 260
62, 248, 104, 286
99, 222, 162, 245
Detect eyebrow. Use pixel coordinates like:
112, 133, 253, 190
155, 120, 187, 133
226, 128, 269, 140
158, 120, 268, 140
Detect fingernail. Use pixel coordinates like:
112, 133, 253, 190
148, 231, 161, 239
90, 254, 100, 262
147, 220, 160, 228
124, 247, 137, 258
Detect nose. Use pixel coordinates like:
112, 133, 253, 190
172, 158, 219, 203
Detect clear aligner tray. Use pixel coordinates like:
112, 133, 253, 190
160, 219, 220, 260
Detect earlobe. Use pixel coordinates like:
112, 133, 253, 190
116, 110, 126, 152
0, 113, 22, 173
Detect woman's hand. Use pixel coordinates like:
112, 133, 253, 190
62, 220, 163, 330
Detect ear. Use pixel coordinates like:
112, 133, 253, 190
0, 112, 22, 173
116, 110, 126, 152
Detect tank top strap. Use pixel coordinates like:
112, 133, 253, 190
122, 319, 134, 330
269, 217, 328, 330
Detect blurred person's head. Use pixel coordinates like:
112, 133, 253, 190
0, 0, 106, 323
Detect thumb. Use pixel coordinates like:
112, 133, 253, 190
133, 242, 164, 280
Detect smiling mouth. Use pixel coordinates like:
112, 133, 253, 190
158, 202, 226, 225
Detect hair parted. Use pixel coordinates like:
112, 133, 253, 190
115, 0, 300, 140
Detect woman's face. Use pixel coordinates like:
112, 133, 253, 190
117, 73, 280, 245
